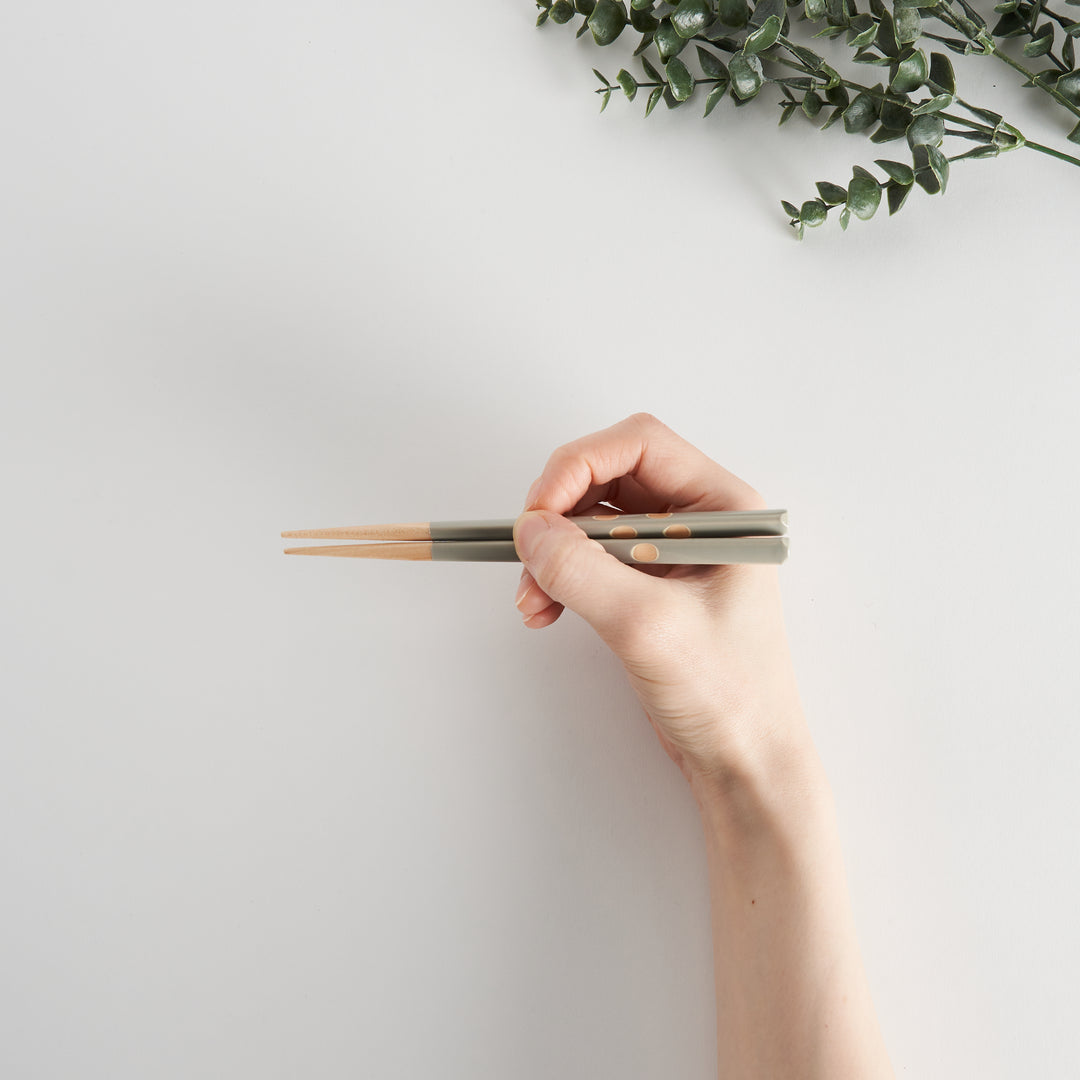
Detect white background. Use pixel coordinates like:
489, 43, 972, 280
3, 3, 1078, 1077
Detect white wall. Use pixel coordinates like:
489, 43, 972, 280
3, 4, 1078, 1077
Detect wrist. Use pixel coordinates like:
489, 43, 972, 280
686, 716, 834, 846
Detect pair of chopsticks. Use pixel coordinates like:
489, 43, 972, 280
282, 509, 789, 565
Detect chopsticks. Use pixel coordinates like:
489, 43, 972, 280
282, 509, 789, 565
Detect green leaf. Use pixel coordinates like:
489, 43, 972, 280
729, 52, 764, 99
1023, 34, 1054, 57
551, 0, 577, 22
645, 85, 663, 116
779, 101, 798, 124
805, 0, 827, 20
874, 158, 914, 184
781, 199, 800, 217
704, 81, 728, 115
848, 14, 878, 48
843, 91, 879, 133
907, 112, 945, 148
826, 84, 850, 108
870, 124, 905, 142
671, 0, 712, 37
576, 0, 597, 13
617, 69, 638, 99
589, 0, 628, 45
666, 56, 695, 99
716, 0, 750, 29
1057, 70, 1080, 104
800, 199, 828, 226
577, 19, 592, 36
820, 104, 846, 129
839, 206, 851, 230
816, 180, 848, 204
536, 8, 550, 25
631, 0, 653, 8
630, 6, 660, 31
879, 98, 912, 130
876, 10, 899, 57
599, 87, 613, 111
846, 175, 881, 219
592, 68, 610, 86
744, 14, 782, 53
886, 180, 911, 214
895, 6, 921, 44
1068, 120, 1080, 142
640, 55, 663, 83
928, 52, 956, 95
891, 48, 929, 93
654, 19, 689, 60
697, 46, 729, 80
913, 143, 948, 193
793, 220, 805, 240
911, 93, 954, 115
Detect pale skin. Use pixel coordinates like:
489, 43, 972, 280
512, 413, 894, 1080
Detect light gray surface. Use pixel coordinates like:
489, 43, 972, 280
2, 4, 1079, 1078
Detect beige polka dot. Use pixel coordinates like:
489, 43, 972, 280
646, 513, 672, 519
610, 525, 637, 538
663, 524, 691, 538
631, 543, 659, 563
592, 514, 619, 520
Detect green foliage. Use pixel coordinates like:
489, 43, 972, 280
536, 0, 1080, 237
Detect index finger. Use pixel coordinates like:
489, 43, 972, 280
526, 413, 767, 516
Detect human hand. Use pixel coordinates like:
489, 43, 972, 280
513, 414, 815, 794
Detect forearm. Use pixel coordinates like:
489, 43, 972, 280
689, 723, 894, 1080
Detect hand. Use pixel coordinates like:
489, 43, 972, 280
513, 413, 812, 793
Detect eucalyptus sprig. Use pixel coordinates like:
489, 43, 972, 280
534, 0, 1080, 236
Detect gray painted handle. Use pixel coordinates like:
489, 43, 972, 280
430, 536, 788, 564
430, 509, 787, 542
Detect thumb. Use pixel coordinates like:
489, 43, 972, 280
513, 510, 660, 645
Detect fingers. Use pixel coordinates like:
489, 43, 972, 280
525, 413, 765, 518
513, 510, 664, 646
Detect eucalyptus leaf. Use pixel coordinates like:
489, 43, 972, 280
816, 180, 848, 203
907, 112, 945, 147
671, 0, 711, 36
895, 6, 921, 44
911, 93, 954, 115
847, 174, 881, 218
645, 84, 664, 115
666, 56, 695, 99
744, 14, 782, 53
550, 1, 576, 24
696, 45, 728, 79
729, 51, 764, 99
589, 0, 628, 44
617, 68, 638, 99
654, 18, 689, 60
874, 158, 914, 184
928, 52, 956, 95
800, 199, 828, 226
781, 199, 800, 217
891, 48, 929, 93
848, 15, 878, 48
803, 90, 823, 117
886, 180, 912, 214
716, 0, 750, 28
805, 0, 827, 21
704, 81, 728, 115
843, 91, 879, 132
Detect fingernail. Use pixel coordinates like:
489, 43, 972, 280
514, 572, 532, 608
523, 476, 543, 510
514, 511, 550, 563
